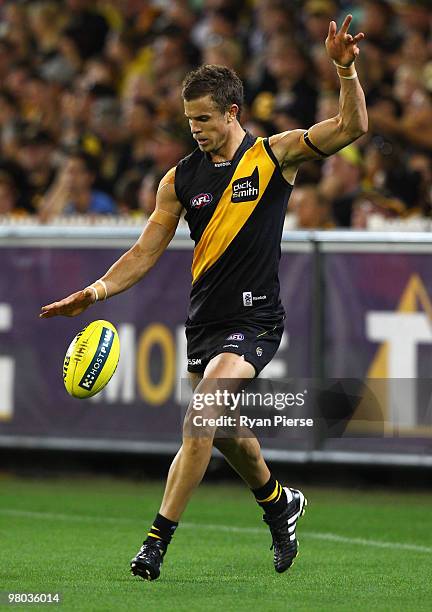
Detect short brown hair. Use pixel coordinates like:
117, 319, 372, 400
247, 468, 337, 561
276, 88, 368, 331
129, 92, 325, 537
182, 64, 244, 119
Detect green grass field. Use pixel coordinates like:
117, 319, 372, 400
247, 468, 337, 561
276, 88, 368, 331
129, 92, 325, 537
1, 476, 431, 611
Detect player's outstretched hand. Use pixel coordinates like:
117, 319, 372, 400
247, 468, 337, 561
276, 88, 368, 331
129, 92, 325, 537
325, 14, 364, 67
39, 288, 96, 318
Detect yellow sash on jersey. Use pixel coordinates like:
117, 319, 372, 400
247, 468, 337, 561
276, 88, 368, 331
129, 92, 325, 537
192, 138, 276, 284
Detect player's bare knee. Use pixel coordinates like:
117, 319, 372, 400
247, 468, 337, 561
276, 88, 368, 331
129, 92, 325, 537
183, 403, 218, 441
214, 436, 260, 464
182, 435, 213, 458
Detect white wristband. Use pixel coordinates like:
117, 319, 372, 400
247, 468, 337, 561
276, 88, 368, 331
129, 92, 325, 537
95, 279, 108, 300
86, 286, 98, 302
339, 72, 358, 80
333, 60, 354, 69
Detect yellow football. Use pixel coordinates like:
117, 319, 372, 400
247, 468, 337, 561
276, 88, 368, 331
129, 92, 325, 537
63, 320, 120, 398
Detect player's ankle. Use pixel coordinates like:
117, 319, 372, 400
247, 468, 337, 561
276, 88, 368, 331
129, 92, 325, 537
252, 476, 288, 517
146, 512, 178, 546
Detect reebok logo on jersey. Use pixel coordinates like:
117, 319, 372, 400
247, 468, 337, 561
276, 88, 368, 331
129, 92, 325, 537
231, 167, 259, 203
190, 193, 213, 209
243, 292, 267, 306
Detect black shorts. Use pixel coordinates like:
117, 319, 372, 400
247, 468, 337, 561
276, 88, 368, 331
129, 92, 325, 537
186, 319, 284, 376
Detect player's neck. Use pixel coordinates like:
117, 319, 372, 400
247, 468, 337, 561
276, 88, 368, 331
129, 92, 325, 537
209, 123, 246, 163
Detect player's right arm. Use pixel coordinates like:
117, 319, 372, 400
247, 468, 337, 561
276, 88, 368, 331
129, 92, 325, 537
269, 15, 368, 184
39, 168, 182, 318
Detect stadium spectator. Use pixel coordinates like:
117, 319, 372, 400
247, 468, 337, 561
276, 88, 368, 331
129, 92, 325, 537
151, 30, 192, 94
290, 184, 335, 229
63, 0, 109, 61
88, 96, 126, 191
369, 70, 432, 152
15, 125, 56, 212
408, 153, 432, 216
363, 137, 421, 210
22, 74, 59, 134
163, 0, 197, 37
247, 0, 293, 58
357, 0, 401, 54
192, 2, 242, 51
38, 150, 116, 222
302, 0, 338, 50
5, 61, 32, 103
249, 35, 318, 127
27, 2, 66, 59
0, 39, 17, 83
137, 169, 164, 217
105, 28, 151, 94
0, 171, 22, 216
0, 89, 19, 145
150, 126, 189, 177
351, 192, 406, 229
118, 97, 157, 179
202, 37, 243, 74
114, 170, 142, 215
394, 0, 431, 38
319, 145, 365, 226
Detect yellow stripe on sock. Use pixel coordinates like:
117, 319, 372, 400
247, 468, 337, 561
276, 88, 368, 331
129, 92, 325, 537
151, 526, 160, 531
256, 482, 280, 503
147, 532, 162, 540
275, 485, 283, 503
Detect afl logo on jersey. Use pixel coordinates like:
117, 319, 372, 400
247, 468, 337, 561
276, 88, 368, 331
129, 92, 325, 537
190, 193, 213, 209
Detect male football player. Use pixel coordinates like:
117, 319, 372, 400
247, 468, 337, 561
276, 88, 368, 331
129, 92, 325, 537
41, 16, 367, 580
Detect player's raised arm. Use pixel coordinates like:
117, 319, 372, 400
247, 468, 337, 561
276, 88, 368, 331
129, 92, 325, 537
39, 167, 182, 318
269, 15, 368, 181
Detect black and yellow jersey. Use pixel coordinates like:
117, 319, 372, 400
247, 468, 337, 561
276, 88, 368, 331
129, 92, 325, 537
174, 131, 293, 327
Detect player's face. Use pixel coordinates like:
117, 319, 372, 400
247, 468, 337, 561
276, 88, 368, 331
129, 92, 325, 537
184, 95, 234, 154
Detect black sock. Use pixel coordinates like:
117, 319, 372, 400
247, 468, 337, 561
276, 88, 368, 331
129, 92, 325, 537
252, 476, 290, 517
146, 513, 178, 546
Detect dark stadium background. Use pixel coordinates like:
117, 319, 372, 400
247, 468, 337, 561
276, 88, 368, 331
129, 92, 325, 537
0, 1, 431, 611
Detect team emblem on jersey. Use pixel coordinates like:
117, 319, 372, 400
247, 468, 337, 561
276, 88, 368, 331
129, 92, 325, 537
226, 333, 244, 341
231, 167, 259, 203
190, 193, 213, 209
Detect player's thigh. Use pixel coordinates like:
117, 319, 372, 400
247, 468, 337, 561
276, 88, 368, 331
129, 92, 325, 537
204, 352, 256, 380
183, 358, 248, 437
202, 352, 255, 416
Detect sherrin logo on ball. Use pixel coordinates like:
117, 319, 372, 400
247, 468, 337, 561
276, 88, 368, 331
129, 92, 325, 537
63, 320, 120, 398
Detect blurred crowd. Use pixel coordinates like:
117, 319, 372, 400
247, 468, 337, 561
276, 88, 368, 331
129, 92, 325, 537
0, 0, 430, 229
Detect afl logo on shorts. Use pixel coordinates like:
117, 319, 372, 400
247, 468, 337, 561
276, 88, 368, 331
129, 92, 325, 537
226, 333, 244, 341
190, 193, 213, 209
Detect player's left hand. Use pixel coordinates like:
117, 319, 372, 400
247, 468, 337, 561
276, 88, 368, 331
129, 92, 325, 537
325, 14, 364, 67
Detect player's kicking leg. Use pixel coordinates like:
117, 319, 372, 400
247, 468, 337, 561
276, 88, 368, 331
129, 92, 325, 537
130, 353, 255, 580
